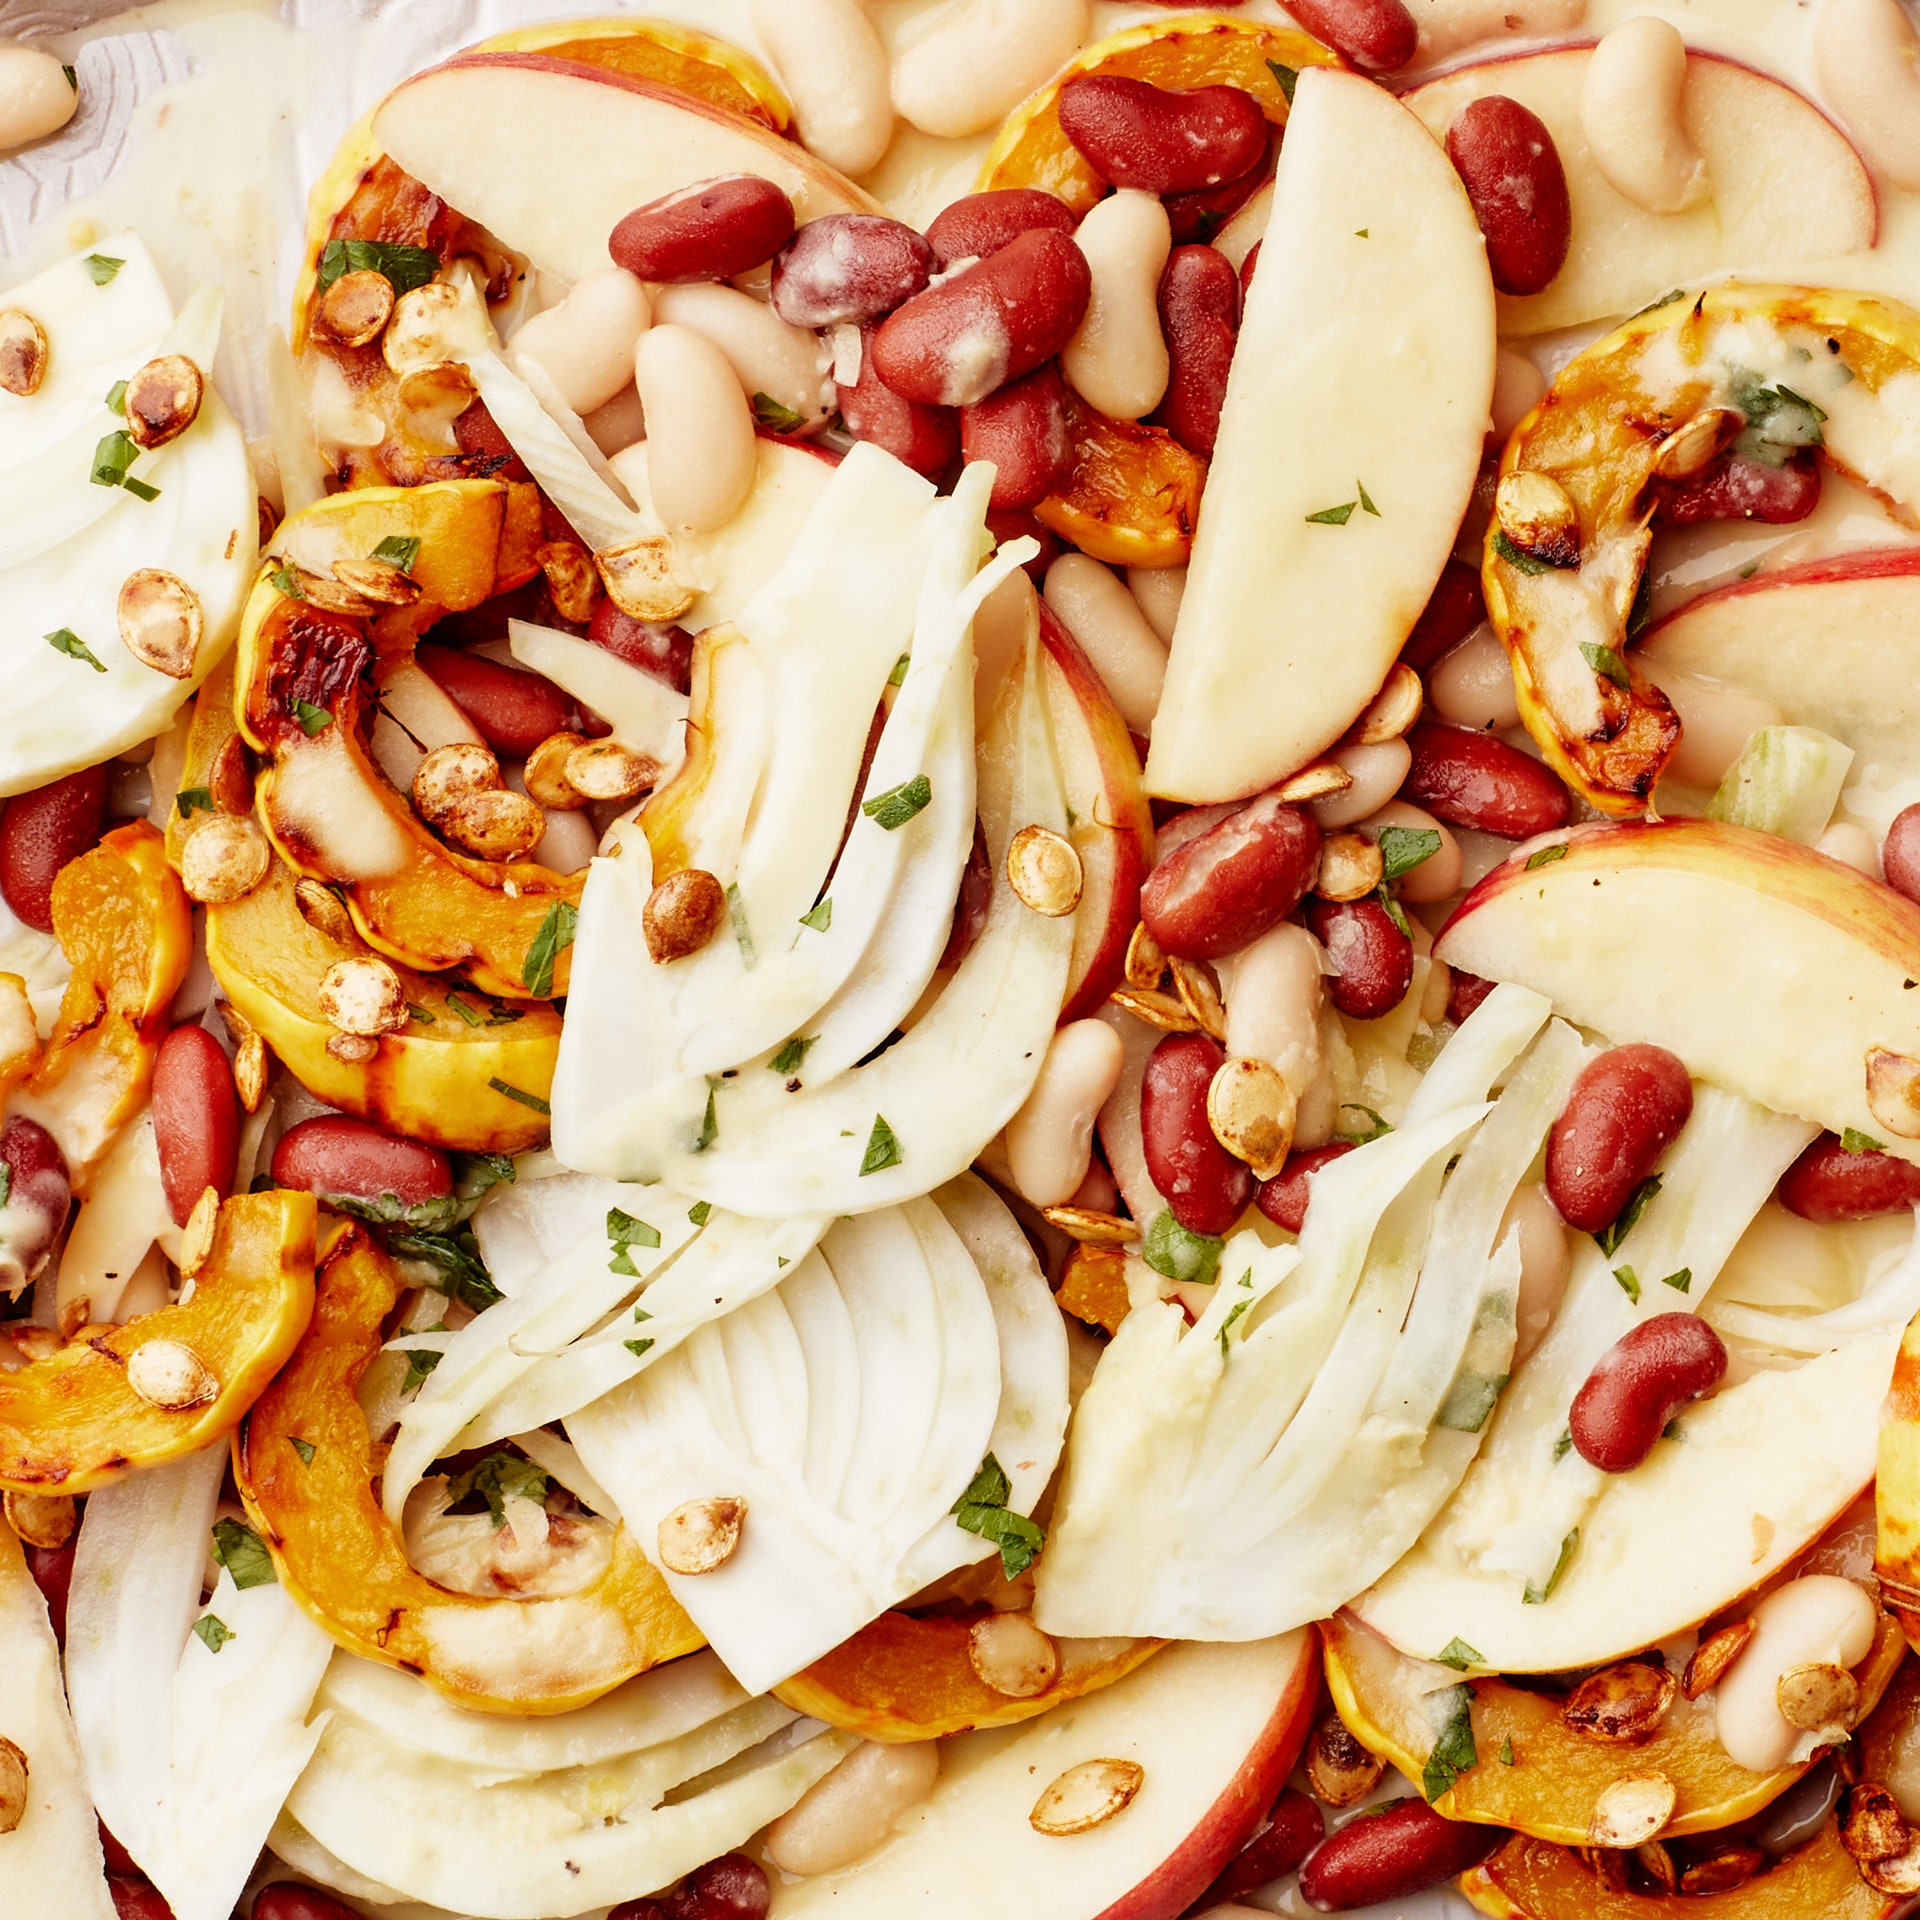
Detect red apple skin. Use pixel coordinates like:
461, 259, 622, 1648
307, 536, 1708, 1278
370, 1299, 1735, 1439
1038, 600, 1156, 1024
1090, 1625, 1322, 1920
1641, 544, 1920, 638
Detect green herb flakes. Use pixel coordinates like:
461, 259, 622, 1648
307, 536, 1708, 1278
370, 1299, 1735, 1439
192, 1615, 234, 1654
1580, 642, 1630, 690
445, 1451, 550, 1530
401, 1347, 442, 1394
1499, 1736, 1515, 1766
371, 534, 421, 572
769, 1035, 814, 1077
1266, 59, 1298, 104
1661, 1268, 1693, 1293
1143, 1209, 1223, 1287
863, 775, 933, 831
290, 1436, 317, 1467
104, 379, 127, 415
1434, 1637, 1483, 1672
292, 698, 333, 736
1492, 528, 1553, 577
1843, 1128, 1885, 1155
694, 1087, 718, 1153
624, 1337, 656, 1360
90, 428, 138, 488
951, 1453, 1046, 1579
46, 628, 105, 672
607, 1206, 661, 1276
1524, 1528, 1579, 1605
175, 786, 214, 818
316, 239, 440, 298
1357, 479, 1380, 517
1336, 1105, 1394, 1146
799, 898, 832, 933
728, 882, 756, 968
1305, 500, 1357, 526
1422, 1684, 1478, 1801
1378, 825, 1441, 882
211, 1517, 277, 1590
84, 254, 124, 286
1596, 1175, 1661, 1256
859, 1113, 902, 1176
688, 1201, 712, 1226
887, 653, 910, 688
521, 900, 578, 996
488, 1078, 550, 1116
1525, 844, 1569, 871
751, 392, 807, 434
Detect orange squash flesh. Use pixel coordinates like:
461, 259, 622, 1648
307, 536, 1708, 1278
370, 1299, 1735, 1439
0, 1191, 315, 1494
237, 1222, 703, 1715
1035, 400, 1209, 571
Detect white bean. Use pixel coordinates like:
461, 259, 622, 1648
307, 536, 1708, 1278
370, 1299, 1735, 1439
633, 325, 757, 535
1714, 1576, 1877, 1772
1062, 189, 1171, 424
1127, 565, 1186, 643
1044, 553, 1168, 735
1816, 0, 1920, 192
1071, 1158, 1120, 1214
0, 47, 78, 153
1647, 666, 1784, 792
1405, 0, 1587, 61
1311, 739, 1414, 830
1427, 625, 1520, 732
1580, 18, 1709, 214
583, 384, 648, 458
891, 0, 1092, 139
648, 282, 833, 430
1361, 799, 1463, 905
1006, 1019, 1125, 1208
1818, 820, 1880, 877
1504, 1182, 1571, 1365
765, 1739, 941, 1875
1217, 924, 1335, 1149
1491, 349, 1546, 444
509, 270, 651, 417
750, 0, 896, 179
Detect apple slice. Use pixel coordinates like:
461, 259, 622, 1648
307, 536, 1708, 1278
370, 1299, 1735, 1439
1436, 819, 1920, 1163
371, 53, 877, 285
1146, 67, 1494, 804
766, 1631, 1319, 1920
1639, 549, 1920, 830
1403, 49, 1876, 335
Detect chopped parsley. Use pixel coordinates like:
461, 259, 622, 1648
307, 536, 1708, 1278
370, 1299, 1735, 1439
268, 563, 305, 600
445, 1451, 549, 1529
769, 1035, 814, 1077
83, 253, 124, 285
1661, 1268, 1693, 1294
46, 628, 105, 673
104, 379, 127, 415
1434, 1637, 1483, 1672
607, 1206, 661, 1276
1525, 844, 1568, 871
1305, 500, 1357, 526
887, 653, 910, 688
386, 1228, 501, 1315
90, 428, 139, 488
316, 238, 440, 297
951, 1454, 1046, 1579
1357, 479, 1380, 517
624, 1337, 655, 1360
694, 1086, 718, 1153
191, 1615, 234, 1654
210, 1517, 276, 1590
1336, 1105, 1394, 1146
859, 1113, 902, 1176
401, 1346, 442, 1394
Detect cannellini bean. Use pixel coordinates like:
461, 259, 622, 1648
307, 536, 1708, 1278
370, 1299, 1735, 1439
750, 0, 895, 179
1581, 18, 1708, 215
1817, 820, 1879, 877
1647, 667, 1784, 792
1816, 0, 1920, 192
1714, 1576, 1877, 1772
633, 325, 757, 534
1006, 1020, 1125, 1208
1491, 348, 1546, 444
508, 270, 651, 417
1044, 553, 1168, 734
1427, 625, 1520, 732
0, 47, 79, 154
1062, 190, 1172, 424
766, 1740, 941, 1875
1360, 799, 1463, 905
648, 282, 833, 430
1310, 738, 1414, 830
1217, 924, 1336, 1150
1504, 1181, 1571, 1365
891, 0, 1092, 140
583, 384, 648, 457
1127, 565, 1185, 643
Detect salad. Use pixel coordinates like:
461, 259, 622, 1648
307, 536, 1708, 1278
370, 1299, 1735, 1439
3, 1, 1920, 1917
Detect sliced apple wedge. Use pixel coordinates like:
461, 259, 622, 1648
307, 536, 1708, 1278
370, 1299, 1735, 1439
1437, 819, 1920, 1164
1146, 67, 1494, 804
1404, 48, 1876, 335
766, 1632, 1319, 1920
371, 53, 877, 285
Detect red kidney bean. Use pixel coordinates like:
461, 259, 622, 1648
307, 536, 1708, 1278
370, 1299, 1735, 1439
1206, 1788, 1326, 1901
1239, 240, 1261, 302
960, 362, 1072, 510
666, 1854, 771, 1920
27, 1537, 74, 1645
1141, 1031, 1253, 1235
1299, 1800, 1504, 1911
609, 175, 796, 283
108, 1880, 174, 1920
1164, 131, 1276, 245
1447, 967, 1496, 1025
924, 189, 1080, 271
870, 229, 1091, 408
1884, 804, 1920, 903
453, 399, 532, 483
0, 1115, 70, 1294
1306, 896, 1415, 1020
586, 602, 694, 695
1256, 1142, 1357, 1234
1571, 1312, 1727, 1473
1140, 791, 1322, 961
771, 214, 935, 329
1154, 244, 1239, 459
838, 333, 959, 479
1779, 1133, 1920, 1222
0, 766, 108, 934
272, 1116, 452, 1211
985, 507, 1062, 581
150, 1026, 240, 1227
1659, 451, 1821, 526
1446, 97, 1571, 296
415, 643, 574, 759
99, 1823, 140, 1878
609, 1904, 667, 1920
941, 820, 993, 972
1056, 75, 1269, 194
1401, 560, 1487, 674
1402, 721, 1571, 840
253, 1887, 368, 1920
1285, 0, 1419, 71
1545, 1043, 1693, 1235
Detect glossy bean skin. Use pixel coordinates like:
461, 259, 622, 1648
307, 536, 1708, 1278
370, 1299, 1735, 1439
253, 1887, 368, 1920
1163, 131, 1275, 244
1256, 1142, 1356, 1233
870, 230, 1091, 408
666, 1854, 771, 1920
1445, 96, 1572, 296
1140, 1031, 1253, 1235
1306, 896, 1414, 1020
108, 1880, 175, 1920
1883, 805, 1920, 901
150, 1025, 240, 1227
1545, 1043, 1693, 1234
1570, 1312, 1727, 1473
772, 214, 936, 329
453, 399, 531, 483
1659, 451, 1822, 525
1779, 1132, 1920, 1221
924, 189, 1080, 270
1056, 75, 1269, 194
961, 362, 1072, 510
415, 644, 573, 759
1401, 560, 1487, 674
1139, 791, 1322, 961
27, 1536, 73, 1644
940, 820, 994, 969
1154, 244, 1240, 459
1449, 968, 1495, 1024
0, 1115, 70, 1294
0, 766, 108, 933
1205, 1788, 1326, 1902
1299, 1800, 1504, 1911
1402, 721, 1571, 839
587, 603, 695, 695
608, 175, 796, 283
1283, 0, 1419, 72
633, 323, 760, 534
272, 1115, 451, 1211
839, 332, 960, 479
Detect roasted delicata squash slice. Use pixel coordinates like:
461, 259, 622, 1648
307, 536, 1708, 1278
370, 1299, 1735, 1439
1486, 284, 1920, 816
1875, 1306, 1920, 1642
1035, 398, 1209, 572
0, 1190, 315, 1494
237, 1222, 702, 1714
11, 821, 192, 1186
